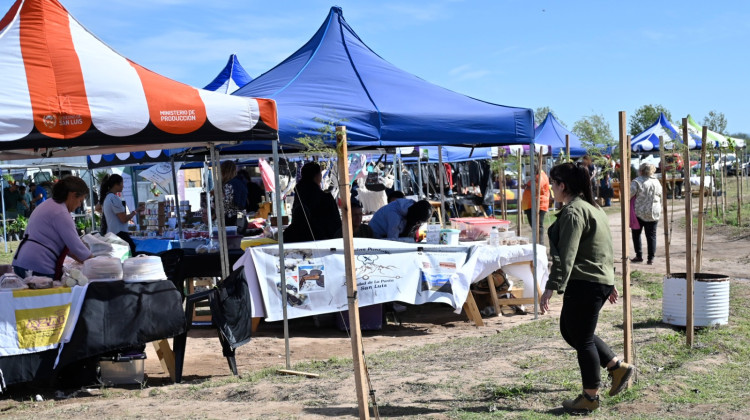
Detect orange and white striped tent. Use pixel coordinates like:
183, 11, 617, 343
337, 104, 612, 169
0, 0, 278, 160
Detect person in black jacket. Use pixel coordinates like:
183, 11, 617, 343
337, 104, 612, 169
283, 162, 342, 243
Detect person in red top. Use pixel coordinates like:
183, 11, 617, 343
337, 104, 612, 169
521, 166, 550, 245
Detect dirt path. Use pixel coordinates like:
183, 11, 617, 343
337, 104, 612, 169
2, 200, 749, 419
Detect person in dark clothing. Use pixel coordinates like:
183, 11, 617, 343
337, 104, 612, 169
237, 169, 266, 213
283, 162, 342, 243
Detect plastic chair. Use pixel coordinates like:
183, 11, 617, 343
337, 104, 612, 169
172, 265, 252, 383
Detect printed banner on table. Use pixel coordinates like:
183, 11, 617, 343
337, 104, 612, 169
0, 286, 87, 357
250, 238, 471, 321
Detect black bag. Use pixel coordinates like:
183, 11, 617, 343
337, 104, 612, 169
365, 170, 386, 191
210, 266, 253, 350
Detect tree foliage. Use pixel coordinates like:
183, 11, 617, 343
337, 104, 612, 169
534, 106, 566, 127
294, 114, 344, 159
728, 132, 750, 141
702, 110, 728, 135
629, 104, 672, 137
572, 114, 617, 177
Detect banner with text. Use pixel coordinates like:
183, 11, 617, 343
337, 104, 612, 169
250, 238, 471, 321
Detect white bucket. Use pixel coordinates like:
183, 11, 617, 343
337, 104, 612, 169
662, 273, 730, 327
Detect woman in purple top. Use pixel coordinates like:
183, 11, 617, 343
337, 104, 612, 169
13, 177, 93, 279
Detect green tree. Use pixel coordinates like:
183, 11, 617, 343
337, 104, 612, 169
702, 110, 728, 134
572, 114, 616, 177
629, 104, 672, 137
728, 132, 749, 141
534, 106, 566, 127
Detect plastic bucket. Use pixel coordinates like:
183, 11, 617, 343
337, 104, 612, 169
439, 229, 460, 245
662, 273, 730, 327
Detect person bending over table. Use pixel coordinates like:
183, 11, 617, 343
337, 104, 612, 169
540, 162, 633, 414
283, 162, 342, 243
13, 176, 93, 279
99, 174, 143, 256
369, 198, 432, 240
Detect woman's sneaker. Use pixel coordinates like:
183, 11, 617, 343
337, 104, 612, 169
608, 361, 634, 396
562, 393, 599, 413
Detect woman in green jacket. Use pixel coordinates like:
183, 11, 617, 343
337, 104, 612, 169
540, 162, 635, 414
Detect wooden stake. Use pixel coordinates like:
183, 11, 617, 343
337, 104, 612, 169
565, 134, 570, 162
695, 127, 708, 273
278, 369, 320, 378
659, 139, 670, 276
517, 149, 522, 237
619, 111, 633, 363
737, 156, 742, 227
682, 119, 694, 347
535, 152, 543, 244
719, 148, 726, 222
336, 126, 371, 420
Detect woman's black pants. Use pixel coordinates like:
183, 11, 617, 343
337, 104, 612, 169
632, 218, 658, 260
559, 280, 616, 390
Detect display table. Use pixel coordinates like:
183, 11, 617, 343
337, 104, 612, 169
234, 238, 548, 324
0, 281, 185, 388
132, 237, 181, 254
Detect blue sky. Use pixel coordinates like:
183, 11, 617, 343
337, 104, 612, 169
4, 0, 749, 136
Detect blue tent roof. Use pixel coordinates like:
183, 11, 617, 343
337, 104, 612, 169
203, 54, 253, 93
233, 7, 534, 148
534, 113, 586, 157
631, 112, 702, 152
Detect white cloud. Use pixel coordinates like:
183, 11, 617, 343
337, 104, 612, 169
448, 64, 490, 81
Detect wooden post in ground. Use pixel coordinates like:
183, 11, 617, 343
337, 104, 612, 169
618, 111, 633, 363
737, 156, 742, 228
659, 139, 670, 276
719, 148, 726, 222
711, 151, 718, 218
695, 127, 708, 273
336, 126, 372, 420
517, 149, 522, 237
565, 134, 570, 162
682, 119, 694, 347
534, 152, 543, 244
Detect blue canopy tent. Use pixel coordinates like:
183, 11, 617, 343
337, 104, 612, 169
233, 6, 534, 149
534, 113, 586, 158
204, 54, 253, 93
631, 112, 702, 152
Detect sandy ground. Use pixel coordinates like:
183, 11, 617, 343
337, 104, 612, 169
2, 198, 749, 419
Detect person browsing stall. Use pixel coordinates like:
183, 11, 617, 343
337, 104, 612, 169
283, 162, 342, 243
369, 198, 433, 240
630, 163, 662, 264
13, 176, 93, 279
99, 174, 143, 256
540, 162, 634, 414
521, 166, 550, 245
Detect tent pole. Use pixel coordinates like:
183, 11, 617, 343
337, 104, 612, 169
529, 145, 539, 319
417, 149, 424, 199
272, 137, 292, 370
88, 169, 96, 232
500, 152, 507, 220
204, 157, 214, 249
1, 178, 8, 253
619, 112, 633, 364
397, 152, 403, 193
336, 126, 372, 420
209, 144, 230, 280
438, 146, 446, 227
171, 156, 185, 241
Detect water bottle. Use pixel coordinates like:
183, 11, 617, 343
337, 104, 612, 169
489, 226, 500, 246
